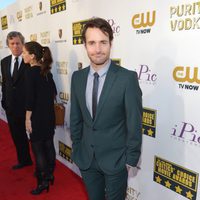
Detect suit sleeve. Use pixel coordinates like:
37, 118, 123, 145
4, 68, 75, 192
70, 72, 83, 148
125, 71, 142, 167
1, 60, 6, 110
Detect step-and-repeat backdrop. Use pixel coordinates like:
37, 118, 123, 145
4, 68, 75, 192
0, 0, 200, 199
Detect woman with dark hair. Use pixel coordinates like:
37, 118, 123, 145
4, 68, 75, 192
22, 41, 56, 195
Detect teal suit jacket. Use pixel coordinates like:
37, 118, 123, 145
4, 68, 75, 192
70, 62, 142, 175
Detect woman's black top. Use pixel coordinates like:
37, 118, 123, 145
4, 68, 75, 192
25, 66, 56, 142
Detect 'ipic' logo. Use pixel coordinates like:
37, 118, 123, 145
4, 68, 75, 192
135, 64, 157, 85
173, 66, 199, 91
107, 19, 120, 36
171, 122, 200, 146
132, 11, 156, 34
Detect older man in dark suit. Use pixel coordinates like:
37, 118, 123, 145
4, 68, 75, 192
70, 18, 142, 200
1, 31, 32, 169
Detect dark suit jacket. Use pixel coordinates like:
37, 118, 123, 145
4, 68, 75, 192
70, 62, 142, 175
1, 55, 29, 117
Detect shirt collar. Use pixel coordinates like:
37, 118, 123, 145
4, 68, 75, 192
11, 54, 22, 63
89, 59, 111, 77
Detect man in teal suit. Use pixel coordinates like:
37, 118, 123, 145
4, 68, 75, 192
70, 18, 142, 200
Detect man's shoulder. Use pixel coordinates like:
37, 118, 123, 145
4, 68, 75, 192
72, 66, 89, 77
1, 55, 11, 64
112, 63, 137, 78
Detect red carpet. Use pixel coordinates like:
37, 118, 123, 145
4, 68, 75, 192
0, 119, 88, 200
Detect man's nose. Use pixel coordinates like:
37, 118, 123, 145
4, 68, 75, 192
95, 43, 101, 52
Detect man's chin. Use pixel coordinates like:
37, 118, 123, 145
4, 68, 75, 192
92, 59, 109, 66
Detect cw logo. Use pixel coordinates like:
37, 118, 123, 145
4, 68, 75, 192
59, 92, 69, 101
132, 11, 156, 29
173, 66, 200, 84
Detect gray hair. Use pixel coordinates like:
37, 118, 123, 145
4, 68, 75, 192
6, 31, 25, 46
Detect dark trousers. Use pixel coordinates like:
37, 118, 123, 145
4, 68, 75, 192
6, 112, 32, 164
80, 156, 128, 200
31, 138, 56, 175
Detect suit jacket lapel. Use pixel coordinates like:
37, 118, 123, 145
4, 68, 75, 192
6, 56, 12, 81
79, 67, 93, 121
94, 63, 118, 122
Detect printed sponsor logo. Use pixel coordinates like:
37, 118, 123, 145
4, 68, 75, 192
40, 31, 50, 44
37, 1, 47, 16
50, 0, 66, 14
154, 156, 199, 200
1, 16, 8, 30
24, 6, 33, 19
16, 11, 23, 22
173, 66, 199, 91
107, 19, 120, 36
142, 108, 157, 138
59, 92, 69, 104
170, 2, 200, 31
30, 34, 37, 42
132, 11, 156, 34
135, 64, 157, 85
55, 29, 67, 43
126, 186, 141, 200
72, 19, 90, 45
56, 61, 68, 74
58, 141, 72, 163
171, 121, 200, 147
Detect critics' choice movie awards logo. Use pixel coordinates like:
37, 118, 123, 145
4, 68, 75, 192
72, 18, 120, 45
142, 108, 157, 138
170, 2, 200, 31
173, 66, 200, 91
50, 0, 66, 14
56, 61, 68, 74
1, 16, 8, 30
154, 156, 199, 200
171, 121, 200, 147
24, 6, 33, 19
135, 64, 157, 85
126, 187, 141, 200
58, 141, 72, 163
132, 10, 156, 34
72, 19, 89, 45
